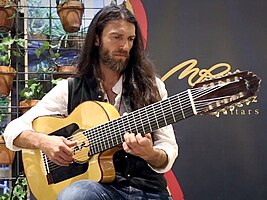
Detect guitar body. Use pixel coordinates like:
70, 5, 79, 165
22, 101, 121, 200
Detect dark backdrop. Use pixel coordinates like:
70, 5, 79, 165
143, 1, 267, 199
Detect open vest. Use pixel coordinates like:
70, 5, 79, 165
68, 75, 168, 193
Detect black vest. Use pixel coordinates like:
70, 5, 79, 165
68, 76, 168, 193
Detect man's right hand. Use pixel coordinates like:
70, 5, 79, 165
38, 134, 77, 166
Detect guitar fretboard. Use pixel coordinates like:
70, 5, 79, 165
84, 89, 196, 155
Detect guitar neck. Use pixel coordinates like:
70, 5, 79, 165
85, 89, 196, 155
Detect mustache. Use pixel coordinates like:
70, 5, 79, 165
112, 50, 128, 56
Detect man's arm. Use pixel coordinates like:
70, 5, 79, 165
3, 79, 68, 151
13, 130, 45, 149
13, 130, 76, 166
145, 147, 168, 168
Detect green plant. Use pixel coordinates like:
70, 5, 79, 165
0, 97, 8, 135
34, 40, 79, 67
34, 41, 60, 60
19, 79, 45, 101
0, 35, 25, 65
51, 78, 63, 85
0, 97, 8, 122
0, 176, 28, 200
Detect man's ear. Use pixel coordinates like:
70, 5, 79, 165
95, 35, 100, 46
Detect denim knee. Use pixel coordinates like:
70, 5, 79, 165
57, 180, 121, 200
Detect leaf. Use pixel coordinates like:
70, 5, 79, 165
0, 54, 10, 65
54, 52, 60, 59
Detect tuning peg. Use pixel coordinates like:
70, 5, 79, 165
233, 69, 241, 74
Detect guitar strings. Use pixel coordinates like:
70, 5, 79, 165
43, 84, 230, 171
44, 85, 225, 171
42, 89, 193, 171
76, 84, 224, 154
44, 85, 226, 170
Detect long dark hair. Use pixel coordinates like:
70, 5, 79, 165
77, 4, 161, 110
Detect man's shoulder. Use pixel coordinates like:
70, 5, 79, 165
155, 76, 166, 88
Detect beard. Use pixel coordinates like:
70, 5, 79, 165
99, 46, 129, 73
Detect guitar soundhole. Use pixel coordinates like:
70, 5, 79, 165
51, 123, 79, 137
46, 123, 89, 184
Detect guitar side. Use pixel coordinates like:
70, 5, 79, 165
22, 101, 121, 200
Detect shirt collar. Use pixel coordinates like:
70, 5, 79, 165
112, 75, 123, 95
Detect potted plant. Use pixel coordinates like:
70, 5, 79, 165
56, 0, 84, 33
0, 136, 15, 165
19, 79, 45, 114
0, 0, 17, 32
0, 97, 15, 165
0, 35, 25, 96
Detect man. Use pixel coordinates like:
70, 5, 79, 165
4, 4, 178, 200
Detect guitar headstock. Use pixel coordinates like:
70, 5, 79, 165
192, 71, 261, 115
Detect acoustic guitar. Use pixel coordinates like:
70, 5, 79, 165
22, 71, 260, 200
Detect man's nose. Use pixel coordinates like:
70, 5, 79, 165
119, 40, 130, 51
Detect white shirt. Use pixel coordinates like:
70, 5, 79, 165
4, 76, 178, 173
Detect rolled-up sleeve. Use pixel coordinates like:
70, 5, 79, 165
3, 79, 68, 151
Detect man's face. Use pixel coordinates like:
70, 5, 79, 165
96, 20, 136, 73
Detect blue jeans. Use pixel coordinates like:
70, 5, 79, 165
57, 180, 172, 200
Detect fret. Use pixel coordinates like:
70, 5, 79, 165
133, 109, 147, 133
151, 103, 160, 129
88, 129, 97, 155
125, 114, 133, 133
121, 116, 128, 134
105, 122, 111, 149
160, 101, 168, 126
95, 125, 108, 153
86, 130, 94, 155
111, 120, 118, 146
169, 95, 184, 122
142, 107, 153, 133
162, 99, 175, 124
114, 119, 120, 145
112, 119, 123, 146
132, 112, 139, 133
144, 106, 152, 132
167, 98, 176, 123
107, 121, 115, 147
177, 94, 185, 119
143, 105, 153, 130
138, 109, 146, 133
99, 127, 107, 152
